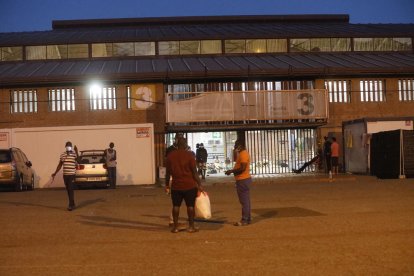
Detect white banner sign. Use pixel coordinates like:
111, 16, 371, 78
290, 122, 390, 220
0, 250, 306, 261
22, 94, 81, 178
167, 90, 328, 123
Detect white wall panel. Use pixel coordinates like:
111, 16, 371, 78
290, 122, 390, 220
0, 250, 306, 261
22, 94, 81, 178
4, 124, 155, 188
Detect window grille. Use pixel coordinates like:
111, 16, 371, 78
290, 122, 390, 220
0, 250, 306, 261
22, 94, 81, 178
10, 89, 38, 113
359, 80, 385, 102
89, 86, 117, 110
48, 88, 76, 111
398, 79, 414, 101
324, 80, 351, 103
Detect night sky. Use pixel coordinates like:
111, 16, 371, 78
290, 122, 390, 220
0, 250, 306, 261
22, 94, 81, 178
0, 0, 413, 33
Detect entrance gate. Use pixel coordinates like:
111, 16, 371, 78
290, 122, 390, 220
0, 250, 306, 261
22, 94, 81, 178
246, 129, 317, 174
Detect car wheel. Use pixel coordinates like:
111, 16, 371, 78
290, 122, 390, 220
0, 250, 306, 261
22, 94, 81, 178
15, 176, 23, 192
28, 176, 35, 190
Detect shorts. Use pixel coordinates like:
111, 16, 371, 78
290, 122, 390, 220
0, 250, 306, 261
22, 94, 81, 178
331, 157, 339, 166
171, 187, 198, 207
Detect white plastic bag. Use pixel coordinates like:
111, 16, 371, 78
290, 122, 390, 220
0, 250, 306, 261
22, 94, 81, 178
195, 191, 211, 219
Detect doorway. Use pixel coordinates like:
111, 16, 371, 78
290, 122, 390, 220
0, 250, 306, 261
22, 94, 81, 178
166, 128, 318, 175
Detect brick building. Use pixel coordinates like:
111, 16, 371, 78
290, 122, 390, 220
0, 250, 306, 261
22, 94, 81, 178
1, 14, 413, 176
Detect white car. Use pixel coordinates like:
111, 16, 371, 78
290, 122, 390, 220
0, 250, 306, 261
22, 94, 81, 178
75, 150, 109, 188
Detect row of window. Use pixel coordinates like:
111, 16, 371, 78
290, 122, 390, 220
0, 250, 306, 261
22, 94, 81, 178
10, 87, 119, 113
324, 80, 387, 103
1, 37, 412, 62
326, 79, 414, 103
6, 79, 414, 113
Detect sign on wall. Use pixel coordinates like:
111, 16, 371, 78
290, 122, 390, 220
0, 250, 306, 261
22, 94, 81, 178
130, 84, 157, 110
136, 127, 151, 138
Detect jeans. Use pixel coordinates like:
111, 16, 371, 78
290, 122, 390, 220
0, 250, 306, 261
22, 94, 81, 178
236, 177, 252, 223
63, 175, 75, 207
108, 167, 116, 188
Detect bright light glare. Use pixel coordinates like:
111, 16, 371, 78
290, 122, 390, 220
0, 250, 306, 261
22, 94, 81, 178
90, 83, 102, 97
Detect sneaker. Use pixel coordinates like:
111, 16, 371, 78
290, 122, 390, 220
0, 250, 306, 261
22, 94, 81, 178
233, 221, 249, 226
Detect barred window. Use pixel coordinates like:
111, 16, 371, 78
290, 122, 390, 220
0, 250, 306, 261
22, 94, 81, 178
398, 79, 414, 101
324, 80, 351, 103
89, 85, 117, 110
10, 89, 38, 113
48, 88, 76, 111
359, 80, 385, 102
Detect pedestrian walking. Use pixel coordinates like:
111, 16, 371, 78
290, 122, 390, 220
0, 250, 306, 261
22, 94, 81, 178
225, 139, 252, 226
105, 142, 117, 189
51, 141, 79, 211
165, 136, 203, 233
196, 143, 208, 179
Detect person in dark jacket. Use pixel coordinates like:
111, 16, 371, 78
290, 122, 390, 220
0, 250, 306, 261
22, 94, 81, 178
196, 143, 208, 179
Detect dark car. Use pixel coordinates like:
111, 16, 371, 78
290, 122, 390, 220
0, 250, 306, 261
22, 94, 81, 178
0, 148, 35, 191
75, 150, 109, 188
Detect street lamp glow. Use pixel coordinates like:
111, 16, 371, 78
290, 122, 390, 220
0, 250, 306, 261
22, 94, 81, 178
90, 83, 102, 97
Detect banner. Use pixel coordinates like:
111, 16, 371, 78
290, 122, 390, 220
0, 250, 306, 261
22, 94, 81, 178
166, 90, 327, 123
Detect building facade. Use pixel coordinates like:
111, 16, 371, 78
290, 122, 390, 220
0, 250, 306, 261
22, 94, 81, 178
1, 14, 413, 176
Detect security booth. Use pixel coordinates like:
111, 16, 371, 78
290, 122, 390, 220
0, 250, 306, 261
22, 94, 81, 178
342, 117, 414, 175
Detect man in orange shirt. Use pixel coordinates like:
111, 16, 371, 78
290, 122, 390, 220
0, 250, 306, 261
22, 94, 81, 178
225, 139, 252, 226
331, 137, 340, 175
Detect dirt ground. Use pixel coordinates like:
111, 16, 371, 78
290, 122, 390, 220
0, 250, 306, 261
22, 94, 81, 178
1, 174, 414, 275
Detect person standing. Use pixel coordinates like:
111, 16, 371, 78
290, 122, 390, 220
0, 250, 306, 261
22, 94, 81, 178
196, 143, 208, 179
165, 136, 203, 233
225, 139, 252, 226
51, 141, 79, 211
323, 136, 332, 174
105, 142, 117, 189
331, 137, 340, 175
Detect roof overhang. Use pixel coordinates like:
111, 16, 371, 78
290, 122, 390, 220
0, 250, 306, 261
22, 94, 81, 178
1, 52, 414, 88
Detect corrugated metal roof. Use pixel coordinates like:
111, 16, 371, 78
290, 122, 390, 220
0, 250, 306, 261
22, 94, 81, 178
1, 52, 413, 86
1, 14, 413, 46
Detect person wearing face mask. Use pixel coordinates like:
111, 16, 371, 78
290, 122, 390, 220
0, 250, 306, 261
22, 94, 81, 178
104, 142, 117, 189
51, 141, 79, 211
225, 139, 252, 226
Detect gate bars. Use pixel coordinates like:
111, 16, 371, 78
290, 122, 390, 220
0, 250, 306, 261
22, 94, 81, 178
246, 128, 317, 174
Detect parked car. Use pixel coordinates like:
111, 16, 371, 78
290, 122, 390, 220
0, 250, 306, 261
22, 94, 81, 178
0, 148, 35, 191
75, 150, 109, 188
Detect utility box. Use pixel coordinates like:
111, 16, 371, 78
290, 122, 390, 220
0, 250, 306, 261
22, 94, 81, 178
371, 130, 414, 179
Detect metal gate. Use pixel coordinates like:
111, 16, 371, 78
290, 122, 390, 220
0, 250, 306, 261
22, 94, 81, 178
246, 129, 317, 174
